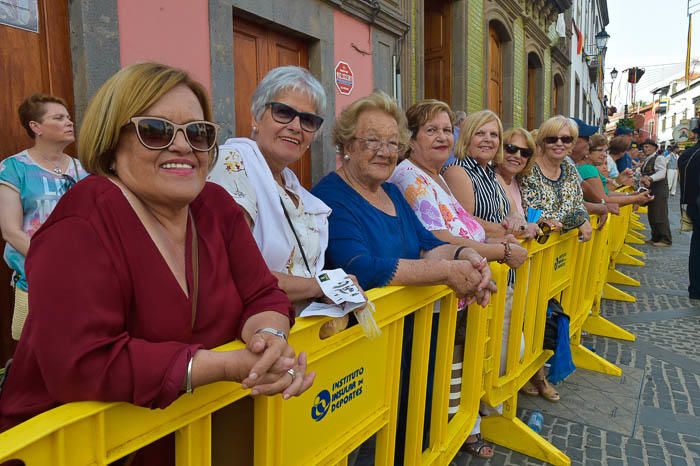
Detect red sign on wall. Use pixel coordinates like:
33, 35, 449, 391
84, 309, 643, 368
335, 61, 354, 95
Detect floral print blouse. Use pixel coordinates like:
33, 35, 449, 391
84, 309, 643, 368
519, 161, 589, 231
389, 159, 487, 243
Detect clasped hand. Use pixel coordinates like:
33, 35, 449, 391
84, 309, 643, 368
227, 333, 315, 399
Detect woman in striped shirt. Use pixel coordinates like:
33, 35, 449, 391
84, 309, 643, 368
442, 110, 527, 238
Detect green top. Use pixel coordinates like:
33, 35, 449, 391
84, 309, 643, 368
576, 163, 608, 195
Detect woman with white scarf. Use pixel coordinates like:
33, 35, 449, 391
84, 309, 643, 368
208, 66, 356, 334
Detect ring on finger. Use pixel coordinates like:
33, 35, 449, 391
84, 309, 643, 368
287, 368, 296, 381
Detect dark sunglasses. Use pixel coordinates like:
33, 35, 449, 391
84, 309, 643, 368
504, 144, 533, 158
129, 117, 219, 152
543, 136, 574, 145
536, 221, 552, 244
267, 102, 324, 133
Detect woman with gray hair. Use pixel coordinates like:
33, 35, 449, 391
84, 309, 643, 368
208, 66, 355, 335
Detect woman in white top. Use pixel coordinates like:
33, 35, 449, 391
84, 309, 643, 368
208, 66, 357, 332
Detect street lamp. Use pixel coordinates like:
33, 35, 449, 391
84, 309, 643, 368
595, 29, 610, 51
611, 68, 618, 80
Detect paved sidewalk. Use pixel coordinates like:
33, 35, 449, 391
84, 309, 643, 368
456, 202, 700, 466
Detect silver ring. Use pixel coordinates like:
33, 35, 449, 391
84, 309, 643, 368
287, 368, 296, 380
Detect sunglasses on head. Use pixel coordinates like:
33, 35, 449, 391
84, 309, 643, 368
543, 136, 574, 145
129, 117, 219, 152
267, 102, 324, 133
504, 143, 533, 158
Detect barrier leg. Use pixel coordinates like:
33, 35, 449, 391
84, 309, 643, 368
630, 220, 645, 230
602, 283, 636, 302
176, 414, 212, 466
582, 315, 636, 341
481, 395, 570, 466
614, 253, 645, 267
621, 244, 645, 258
628, 230, 645, 240
606, 268, 640, 287
624, 234, 645, 245
570, 343, 622, 376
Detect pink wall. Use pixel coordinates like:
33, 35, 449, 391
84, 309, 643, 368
117, 0, 212, 93
333, 11, 373, 115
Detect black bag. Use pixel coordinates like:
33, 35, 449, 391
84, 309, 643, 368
543, 298, 568, 351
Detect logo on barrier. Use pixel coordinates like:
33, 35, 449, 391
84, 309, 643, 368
311, 390, 331, 421
310, 367, 365, 422
554, 253, 567, 271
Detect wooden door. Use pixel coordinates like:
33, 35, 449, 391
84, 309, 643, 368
552, 79, 560, 116
488, 25, 503, 117
527, 66, 536, 130
0, 0, 74, 362
233, 17, 312, 187
424, 0, 451, 103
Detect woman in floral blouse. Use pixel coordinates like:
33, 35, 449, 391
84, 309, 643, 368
389, 100, 527, 459
520, 116, 593, 241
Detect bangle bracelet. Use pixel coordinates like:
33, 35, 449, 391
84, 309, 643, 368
497, 241, 512, 264
186, 357, 194, 394
453, 246, 468, 261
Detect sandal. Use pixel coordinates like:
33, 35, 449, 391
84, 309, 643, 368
520, 380, 539, 396
533, 378, 560, 402
461, 433, 494, 459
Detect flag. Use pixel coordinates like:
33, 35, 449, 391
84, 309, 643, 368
686, 15, 693, 86
573, 20, 583, 55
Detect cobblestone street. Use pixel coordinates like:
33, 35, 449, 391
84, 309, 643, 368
457, 203, 700, 466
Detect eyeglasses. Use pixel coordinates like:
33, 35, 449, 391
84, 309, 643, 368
267, 102, 324, 133
543, 136, 574, 145
353, 137, 407, 155
504, 144, 533, 158
129, 117, 219, 152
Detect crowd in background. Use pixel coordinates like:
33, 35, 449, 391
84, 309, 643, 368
0, 63, 690, 466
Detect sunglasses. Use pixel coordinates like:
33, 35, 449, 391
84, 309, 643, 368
543, 136, 574, 145
267, 102, 324, 133
536, 222, 552, 244
129, 117, 219, 152
504, 144, 533, 158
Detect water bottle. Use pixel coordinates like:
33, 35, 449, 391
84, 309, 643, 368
527, 410, 544, 433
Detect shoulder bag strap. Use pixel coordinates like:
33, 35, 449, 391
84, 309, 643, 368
279, 196, 312, 276
72, 157, 81, 181
190, 210, 199, 328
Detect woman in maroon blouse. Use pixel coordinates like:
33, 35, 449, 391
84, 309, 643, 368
0, 63, 314, 464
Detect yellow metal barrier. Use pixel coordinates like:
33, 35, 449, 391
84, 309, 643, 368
1, 211, 649, 466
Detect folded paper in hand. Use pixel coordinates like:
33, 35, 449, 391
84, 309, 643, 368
299, 269, 366, 318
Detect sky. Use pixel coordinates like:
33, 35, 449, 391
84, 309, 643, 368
605, 0, 700, 108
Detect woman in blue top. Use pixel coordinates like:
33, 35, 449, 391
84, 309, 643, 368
312, 91, 495, 466
0, 94, 88, 340
312, 91, 492, 299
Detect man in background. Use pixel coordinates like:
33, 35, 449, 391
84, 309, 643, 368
679, 126, 700, 299
641, 139, 672, 247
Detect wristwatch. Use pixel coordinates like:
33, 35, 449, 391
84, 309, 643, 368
255, 327, 288, 341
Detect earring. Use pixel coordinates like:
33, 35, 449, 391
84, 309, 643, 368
343, 154, 351, 161
253, 126, 257, 131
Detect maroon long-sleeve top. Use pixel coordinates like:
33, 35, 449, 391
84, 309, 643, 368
0, 176, 293, 462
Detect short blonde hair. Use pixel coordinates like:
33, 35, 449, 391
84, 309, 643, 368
79, 62, 217, 176
333, 90, 410, 155
535, 115, 578, 149
454, 110, 504, 164
498, 127, 536, 174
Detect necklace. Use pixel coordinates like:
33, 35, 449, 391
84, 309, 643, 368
338, 170, 388, 211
